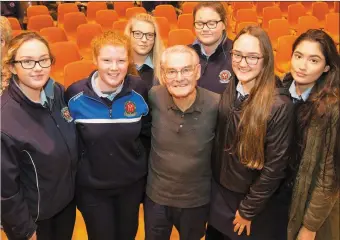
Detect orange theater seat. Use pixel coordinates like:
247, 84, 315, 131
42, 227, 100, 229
268, 19, 290, 50
96, 10, 119, 31
168, 29, 195, 46
40, 27, 68, 44
126, 7, 146, 20
7, 17, 22, 30
311, 2, 329, 28
262, 6, 282, 31
112, 20, 128, 33
64, 60, 97, 88
50, 41, 82, 85
256, 1, 275, 18
57, 3, 79, 28
287, 3, 307, 30
77, 23, 103, 60
325, 13, 339, 44
232, 2, 254, 19
236, 21, 258, 34
296, 15, 320, 36
235, 9, 258, 32
155, 17, 171, 46
177, 14, 194, 33
275, 35, 297, 74
114, 1, 135, 18
181, 2, 199, 14
27, 15, 54, 32
86, 2, 107, 23
63, 12, 88, 42
27, 5, 50, 20
154, 5, 178, 29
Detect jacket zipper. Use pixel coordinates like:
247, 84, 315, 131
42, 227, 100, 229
84, 95, 113, 119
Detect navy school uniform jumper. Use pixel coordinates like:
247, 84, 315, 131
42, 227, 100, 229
190, 32, 234, 94
65, 71, 150, 240
1, 78, 78, 240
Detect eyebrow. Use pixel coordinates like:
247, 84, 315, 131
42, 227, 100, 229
294, 51, 322, 59
18, 54, 49, 59
232, 50, 261, 55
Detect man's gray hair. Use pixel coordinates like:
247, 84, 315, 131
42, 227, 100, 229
160, 45, 199, 66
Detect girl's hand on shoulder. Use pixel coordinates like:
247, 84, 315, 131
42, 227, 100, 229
296, 226, 316, 240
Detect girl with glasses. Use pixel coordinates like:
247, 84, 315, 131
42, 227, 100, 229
190, 2, 233, 94
284, 29, 339, 240
208, 26, 294, 240
65, 30, 150, 240
124, 13, 164, 90
1, 32, 78, 240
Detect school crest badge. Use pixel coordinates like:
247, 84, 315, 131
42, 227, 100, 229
219, 70, 231, 83
124, 101, 137, 117
61, 107, 73, 123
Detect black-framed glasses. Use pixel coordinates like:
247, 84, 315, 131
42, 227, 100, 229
131, 31, 156, 40
194, 20, 223, 30
12, 58, 52, 69
163, 65, 198, 79
230, 52, 263, 65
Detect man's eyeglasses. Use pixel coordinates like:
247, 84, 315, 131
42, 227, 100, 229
194, 20, 223, 30
12, 58, 52, 69
163, 65, 198, 79
230, 52, 263, 65
131, 31, 156, 40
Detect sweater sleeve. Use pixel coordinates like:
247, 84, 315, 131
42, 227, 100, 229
303, 108, 339, 231
1, 133, 37, 239
238, 101, 294, 220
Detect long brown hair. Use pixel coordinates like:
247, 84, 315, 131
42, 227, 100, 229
292, 29, 340, 189
234, 26, 276, 170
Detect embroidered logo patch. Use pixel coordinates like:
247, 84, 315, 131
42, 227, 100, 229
124, 101, 137, 117
219, 70, 232, 83
61, 107, 73, 123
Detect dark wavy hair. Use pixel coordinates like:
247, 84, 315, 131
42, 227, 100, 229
292, 29, 340, 190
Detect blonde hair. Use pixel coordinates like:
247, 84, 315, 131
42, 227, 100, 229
0, 16, 13, 47
160, 45, 200, 85
124, 13, 164, 81
91, 30, 138, 76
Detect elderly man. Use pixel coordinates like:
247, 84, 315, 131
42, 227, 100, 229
144, 45, 220, 240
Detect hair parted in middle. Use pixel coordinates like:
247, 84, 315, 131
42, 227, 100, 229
124, 13, 164, 80
232, 25, 276, 170
91, 30, 138, 76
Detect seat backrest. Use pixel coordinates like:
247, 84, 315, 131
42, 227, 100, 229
63, 12, 88, 35
77, 23, 102, 49
50, 41, 82, 73
57, 3, 79, 25
154, 5, 178, 25
155, 17, 171, 40
181, 2, 199, 14
168, 29, 195, 46
40, 27, 68, 43
312, 2, 329, 22
86, 2, 107, 22
64, 60, 97, 88
27, 15, 54, 32
126, 7, 146, 20
276, 35, 296, 63
7, 17, 22, 30
236, 21, 258, 34
287, 3, 306, 27
256, 1, 275, 17
236, 9, 257, 23
262, 6, 282, 29
27, 5, 50, 20
96, 10, 119, 30
233, 2, 254, 18
112, 20, 128, 33
325, 13, 339, 35
268, 19, 290, 44
278, 1, 298, 15
301, 1, 313, 12
297, 15, 320, 36
113, 1, 135, 18
177, 14, 194, 32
